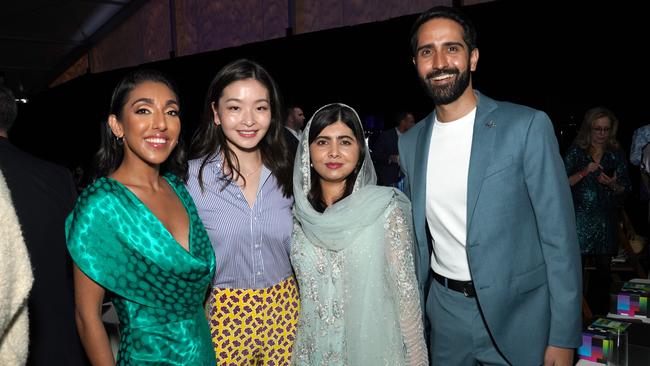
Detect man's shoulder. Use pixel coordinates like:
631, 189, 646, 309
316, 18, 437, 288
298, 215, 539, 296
633, 124, 650, 138
379, 127, 397, 137
376, 127, 398, 142
484, 96, 546, 122
0, 141, 71, 180
0, 142, 76, 216
283, 126, 299, 138
479, 97, 553, 139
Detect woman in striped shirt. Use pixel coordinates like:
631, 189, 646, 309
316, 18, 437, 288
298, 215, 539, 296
186, 59, 298, 365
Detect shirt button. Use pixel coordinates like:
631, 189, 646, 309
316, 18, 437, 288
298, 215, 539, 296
257, 271, 262, 275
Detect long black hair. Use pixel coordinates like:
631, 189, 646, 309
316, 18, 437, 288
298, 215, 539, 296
94, 69, 187, 180
307, 104, 366, 212
190, 59, 292, 197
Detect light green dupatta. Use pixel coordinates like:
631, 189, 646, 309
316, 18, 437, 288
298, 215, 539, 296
292, 103, 404, 250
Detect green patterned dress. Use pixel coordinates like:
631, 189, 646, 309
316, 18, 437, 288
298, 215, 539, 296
66, 174, 216, 365
563, 146, 631, 255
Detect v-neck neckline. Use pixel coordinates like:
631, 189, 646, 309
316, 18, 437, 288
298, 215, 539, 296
589, 148, 606, 165
106, 175, 193, 254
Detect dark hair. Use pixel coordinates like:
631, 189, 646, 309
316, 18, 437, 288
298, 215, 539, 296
94, 69, 187, 179
574, 106, 620, 151
394, 111, 413, 124
285, 104, 301, 125
307, 104, 366, 212
190, 59, 292, 197
0, 85, 17, 132
410, 5, 477, 56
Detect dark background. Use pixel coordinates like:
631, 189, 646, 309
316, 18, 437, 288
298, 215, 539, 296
9, 1, 647, 174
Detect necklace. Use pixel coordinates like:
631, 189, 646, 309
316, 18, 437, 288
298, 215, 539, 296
241, 164, 262, 178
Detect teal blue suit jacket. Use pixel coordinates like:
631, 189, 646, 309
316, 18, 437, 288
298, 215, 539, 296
398, 92, 581, 365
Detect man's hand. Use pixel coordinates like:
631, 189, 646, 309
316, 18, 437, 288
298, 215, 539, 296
543, 345, 574, 366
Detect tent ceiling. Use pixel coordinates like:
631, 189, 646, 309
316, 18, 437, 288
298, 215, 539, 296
0, 0, 145, 95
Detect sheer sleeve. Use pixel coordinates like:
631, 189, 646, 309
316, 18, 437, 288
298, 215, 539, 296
384, 198, 428, 366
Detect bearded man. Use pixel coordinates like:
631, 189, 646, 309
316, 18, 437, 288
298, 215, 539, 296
398, 6, 582, 366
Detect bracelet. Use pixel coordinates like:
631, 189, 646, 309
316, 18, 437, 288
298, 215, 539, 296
579, 170, 588, 178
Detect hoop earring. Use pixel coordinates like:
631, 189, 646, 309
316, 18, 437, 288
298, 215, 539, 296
116, 136, 123, 145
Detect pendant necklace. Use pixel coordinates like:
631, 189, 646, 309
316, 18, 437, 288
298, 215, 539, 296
241, 164, 262, 178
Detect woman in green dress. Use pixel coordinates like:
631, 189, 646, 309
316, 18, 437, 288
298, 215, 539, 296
66, 70, 216, 365
564, 106, 631, 315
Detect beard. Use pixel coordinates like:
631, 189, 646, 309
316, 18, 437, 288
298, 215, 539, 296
420, 66, 471, 106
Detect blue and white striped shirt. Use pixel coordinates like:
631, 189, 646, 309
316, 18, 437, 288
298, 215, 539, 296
186, 155, 293, 289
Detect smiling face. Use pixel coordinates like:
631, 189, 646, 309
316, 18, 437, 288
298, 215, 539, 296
108, 81, 180, 168
309, 121, 361, 191
414, 17, 478, 105
212, 78, 271, 154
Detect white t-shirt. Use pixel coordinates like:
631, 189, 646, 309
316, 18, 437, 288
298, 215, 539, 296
425, 108, 476, 281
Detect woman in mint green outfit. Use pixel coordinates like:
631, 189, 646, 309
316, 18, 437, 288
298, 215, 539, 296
66, 69, 215, 365
290, 103, 428, 365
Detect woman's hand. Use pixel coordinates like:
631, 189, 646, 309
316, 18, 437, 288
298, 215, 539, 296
569, 162, 601, 186
597, 171, 620, 191
584, 162, 601, 174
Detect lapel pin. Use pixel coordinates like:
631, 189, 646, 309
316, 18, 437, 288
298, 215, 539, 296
485, 120, 496, 128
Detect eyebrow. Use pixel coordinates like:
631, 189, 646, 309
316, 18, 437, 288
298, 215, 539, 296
223, 97, 269, 103
316, 135, 355, 141
416, 41, 465, 53
131, 98, 179, 107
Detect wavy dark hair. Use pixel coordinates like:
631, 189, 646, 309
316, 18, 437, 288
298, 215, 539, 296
574, 106, 620, 151
190, 59, 292, 197
307, 104, 366, 213
410, 5, 478, 56
93, 69, 187, 180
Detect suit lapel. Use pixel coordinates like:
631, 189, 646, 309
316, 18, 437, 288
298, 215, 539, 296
413, 113, 435, 245
467, 93, 498, 229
